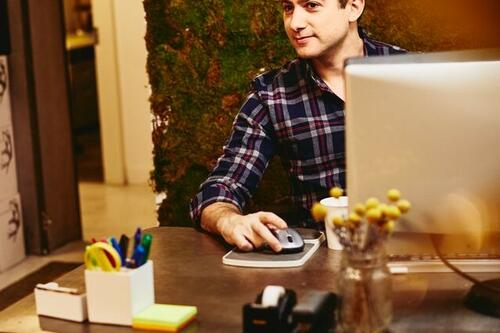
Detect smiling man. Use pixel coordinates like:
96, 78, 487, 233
190, 0, 405, 252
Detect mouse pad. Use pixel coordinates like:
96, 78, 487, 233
222, 229, 325, 268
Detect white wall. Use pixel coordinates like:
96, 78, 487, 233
92, 0, 152, 185
92, 0, 125, 184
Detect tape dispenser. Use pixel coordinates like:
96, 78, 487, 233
243, 285, 297, 333
292, 290, 337, 333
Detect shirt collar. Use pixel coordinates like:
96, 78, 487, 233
302, 27, 373, 92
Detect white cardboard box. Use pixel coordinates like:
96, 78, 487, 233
85, 260, 155, 326
0, 124, 18, 200
0, 56, 12, 127
35, 283, 88, 322
0, 194, 25, 272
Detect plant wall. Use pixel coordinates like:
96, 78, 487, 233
144, 0, 500, 226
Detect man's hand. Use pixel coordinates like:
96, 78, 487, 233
200, 203, 287, 252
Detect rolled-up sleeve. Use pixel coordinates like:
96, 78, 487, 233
189, 91, 275, 225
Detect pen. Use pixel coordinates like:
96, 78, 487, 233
131, 244, 145, 268
110, 237, 125, 266
119, 234, 129, 260
133, 227, 142, 251
140, 234, 153, 266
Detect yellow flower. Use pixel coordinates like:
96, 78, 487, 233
365, 197, 380, 210
329, 187, 344, 198
353, 203, 366, 216
397, 199, 411, 214
348, 212, 362, 226
385, 205, 401, 219
311, 202, 327, 221
332, 215, 345, 227
387, 188, 401, 202
382, 220, 396, 234
366, 207, 383, 223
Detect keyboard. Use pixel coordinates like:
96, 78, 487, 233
388, 253, 500, 274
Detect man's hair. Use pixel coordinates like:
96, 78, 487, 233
339, 0, 349, 8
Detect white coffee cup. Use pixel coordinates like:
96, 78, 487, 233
320, 196, 348, 250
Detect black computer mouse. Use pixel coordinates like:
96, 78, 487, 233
271, 228, 305, 254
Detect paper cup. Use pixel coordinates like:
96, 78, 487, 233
320, 196, 348, 250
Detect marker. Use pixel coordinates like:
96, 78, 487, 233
119, 234, 129, 259
131, 244, 145, 268
133, 227, 142, 251
140, 234, 153, 265
110, 237, 125, 266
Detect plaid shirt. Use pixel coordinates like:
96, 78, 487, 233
190, 29, 406, 227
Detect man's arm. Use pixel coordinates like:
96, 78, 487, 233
190, 89, 288, 251
200, 202, 287, 252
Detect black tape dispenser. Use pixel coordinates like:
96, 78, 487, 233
292, 290, 337, 333
243, 286, 338, 333
243, 285, 297, 333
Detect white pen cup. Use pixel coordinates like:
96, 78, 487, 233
85, 260, 155, 326
320, 196, 348, 251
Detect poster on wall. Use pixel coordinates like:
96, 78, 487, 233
0, 193, 25, 272
0, 124, 17, 199
0, 55, 11, 126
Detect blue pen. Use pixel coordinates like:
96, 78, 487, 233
131, 244, 145, 268
110, 237, 125, 266
133, 227, 142, 251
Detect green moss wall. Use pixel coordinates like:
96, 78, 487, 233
144, 0, 500, 226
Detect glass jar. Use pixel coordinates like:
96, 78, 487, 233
337, 246, 392, 333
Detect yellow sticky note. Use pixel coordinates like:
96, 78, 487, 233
132, 304, 197, 332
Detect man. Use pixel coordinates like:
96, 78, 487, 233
190, 0, 405, 252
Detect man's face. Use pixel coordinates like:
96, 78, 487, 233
281, 0, 352, 59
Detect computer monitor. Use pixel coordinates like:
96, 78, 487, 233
345, 49, 500, 259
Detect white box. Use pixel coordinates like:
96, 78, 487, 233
85, 260, 155, 326
35, 283, 88, 322
0, 194, 25, 272
0, 56, 12, 127
0, 124, 18, 200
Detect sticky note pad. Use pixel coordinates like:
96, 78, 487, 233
132, 304, 197, 332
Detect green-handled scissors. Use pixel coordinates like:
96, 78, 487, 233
84, 242, 122, 272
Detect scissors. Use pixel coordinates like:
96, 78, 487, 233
84, 242, 122, 272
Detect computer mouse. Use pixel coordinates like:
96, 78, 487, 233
271, 228, 305, 254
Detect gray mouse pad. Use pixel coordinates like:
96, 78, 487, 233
222, 230, 325, 268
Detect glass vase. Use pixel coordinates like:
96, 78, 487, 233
337, 246, 392, 333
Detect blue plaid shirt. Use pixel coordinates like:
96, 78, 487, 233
190, 30, 406, 226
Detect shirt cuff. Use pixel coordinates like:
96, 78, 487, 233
189, 184, 244, 226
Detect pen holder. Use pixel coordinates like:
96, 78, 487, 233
85, 260, 155, 326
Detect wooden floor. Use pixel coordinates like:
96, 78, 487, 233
0, 182, 158, 292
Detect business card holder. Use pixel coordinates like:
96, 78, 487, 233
34, 283, 87, 322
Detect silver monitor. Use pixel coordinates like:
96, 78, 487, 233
345, 50, 500, 262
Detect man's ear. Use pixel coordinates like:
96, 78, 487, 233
348, 0, 365, 23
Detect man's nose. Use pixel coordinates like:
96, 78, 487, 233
289, 8, 307, 32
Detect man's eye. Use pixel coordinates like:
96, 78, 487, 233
306, 2, 320, 9
282, 2, 294, 13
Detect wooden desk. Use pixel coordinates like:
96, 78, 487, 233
1, 227, 499, 332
